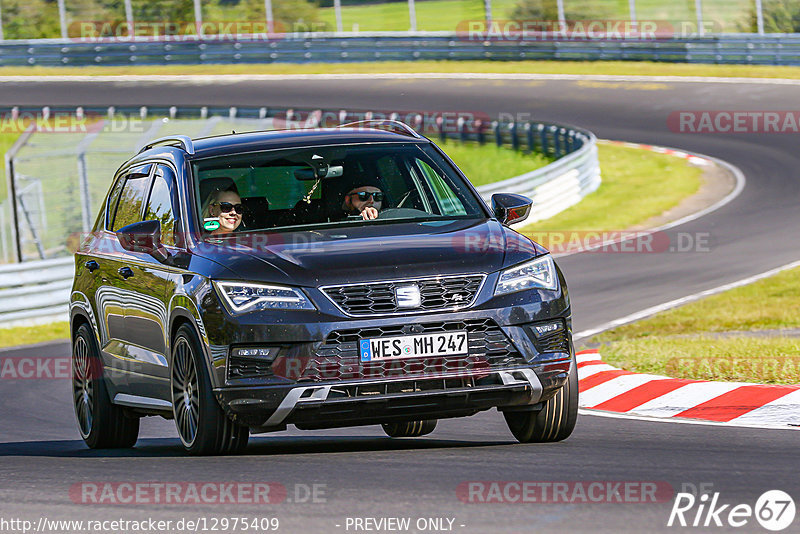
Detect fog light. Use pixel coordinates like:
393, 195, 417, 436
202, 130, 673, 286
532, 321, 563, 338
231, 347, 279, 362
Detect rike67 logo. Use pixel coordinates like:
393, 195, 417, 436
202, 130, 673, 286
668, 489, 796, 531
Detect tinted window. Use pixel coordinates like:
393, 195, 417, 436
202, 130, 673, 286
112, 174, 151, 231
144, 166, 179, 246
106, 165, 150, 231
192, 143, 485, 234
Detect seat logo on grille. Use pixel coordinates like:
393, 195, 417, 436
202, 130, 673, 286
395, 284, 421, 308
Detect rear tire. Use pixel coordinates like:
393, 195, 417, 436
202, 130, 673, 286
504, 357, 578, 443
72, 323, 140, 449
382, 419, 437, 438
171, 324, 249, 455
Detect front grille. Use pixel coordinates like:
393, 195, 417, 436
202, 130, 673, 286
300, 318, 525, 381
321, 275, 484, 316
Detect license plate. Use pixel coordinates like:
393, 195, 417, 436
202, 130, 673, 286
359, 331, 468, 362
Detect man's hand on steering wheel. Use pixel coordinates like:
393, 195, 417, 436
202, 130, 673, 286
360, 206, 379, 220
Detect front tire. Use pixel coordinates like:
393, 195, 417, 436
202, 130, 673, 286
504, 357, 578, 443
382, 420, 437, 438
170, 324, 249, 455
72, 323, 139, 449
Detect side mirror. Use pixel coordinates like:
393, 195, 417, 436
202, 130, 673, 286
491, 193, 533, 226
116, 220, 170, 262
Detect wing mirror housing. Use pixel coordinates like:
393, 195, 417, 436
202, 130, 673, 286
116, 220, 170, 262
491, 193, 533, 226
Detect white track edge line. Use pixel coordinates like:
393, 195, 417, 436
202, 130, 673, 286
4, 73, 800, 85
578, 408, 800, 431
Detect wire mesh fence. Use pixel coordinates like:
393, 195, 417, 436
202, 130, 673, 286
0, 1, 789, 41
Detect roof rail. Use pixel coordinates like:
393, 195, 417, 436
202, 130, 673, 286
337, 119, 423, 139
139, 135, 196, 155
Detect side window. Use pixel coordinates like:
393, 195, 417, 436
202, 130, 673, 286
415, 159, 467, 216
111, 173, 152, 232
143, 166, 179, 247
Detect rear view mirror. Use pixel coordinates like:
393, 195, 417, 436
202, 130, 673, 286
294, 165, 344, 180
491, 193, 533, 226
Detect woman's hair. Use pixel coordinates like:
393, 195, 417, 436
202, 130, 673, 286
201, 186, 239, 220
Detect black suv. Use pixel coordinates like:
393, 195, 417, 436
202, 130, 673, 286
70, 121, 577, 455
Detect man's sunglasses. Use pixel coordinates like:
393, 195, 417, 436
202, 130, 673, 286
213, 202, 244, 214
350, 191, 384, 202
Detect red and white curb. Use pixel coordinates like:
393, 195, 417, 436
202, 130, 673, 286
576, 350, 800, 429
602, 140, 712, 166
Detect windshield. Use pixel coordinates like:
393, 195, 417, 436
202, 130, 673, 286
192, 142, 486, 235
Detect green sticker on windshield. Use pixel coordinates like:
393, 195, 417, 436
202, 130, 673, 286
203, 220, 220, 231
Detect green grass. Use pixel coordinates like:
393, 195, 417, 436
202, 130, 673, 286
0, 321, 69, 347
7, 60, 800, 79
597, 267, 800, 341
441, 139, 554, 186
600, 336, 800, 385
518, 141, 702, 242
594, 265, 800, 384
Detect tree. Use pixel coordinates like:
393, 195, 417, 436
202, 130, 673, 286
740, 0, 800, 32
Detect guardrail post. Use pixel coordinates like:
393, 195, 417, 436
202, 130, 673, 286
538, 124, 548, 155
436, 116, 446, 142
553, 126, 562, 157
476, 120, 485, 145
525, 122, 535, 153
492, 121, 502, 147
509, 122, 519, 151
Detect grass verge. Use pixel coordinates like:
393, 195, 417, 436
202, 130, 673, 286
4, 60, 800, 79
0, 321, 69, 348
518, 141, 703, 238
593, 266, 800, 384
0, 133, 21, 203
441, 139, 554, 186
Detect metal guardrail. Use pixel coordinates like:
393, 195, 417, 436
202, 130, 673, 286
3, 33, 800, 66
0, 106, 600, 326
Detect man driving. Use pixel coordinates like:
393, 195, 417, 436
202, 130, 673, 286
342, 184, 384, 220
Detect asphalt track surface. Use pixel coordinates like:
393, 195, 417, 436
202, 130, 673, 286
0, 76, 798, 533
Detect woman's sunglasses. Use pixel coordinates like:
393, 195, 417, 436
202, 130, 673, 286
350, 191, 384, 202
214, 202, 244, 214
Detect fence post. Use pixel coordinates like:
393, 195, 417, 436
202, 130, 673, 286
334, 0, 343, 33
76, 152, 93, 232
4, 126, 35, 263
538, 124, 548, 155
695, 0, 704, 37
484, 0, 492, 24
755, 0, 764, 35
57, 0, 67, 39
493, 121, 501, 147
124, 0, 134, 38
476, 120, 485, 145
408, 0, 417, 32
556, 0, 566, 32
265, 0, 274, 33
193, 0, 204, 37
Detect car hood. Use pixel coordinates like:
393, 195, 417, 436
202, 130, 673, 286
197, 218, 547, 287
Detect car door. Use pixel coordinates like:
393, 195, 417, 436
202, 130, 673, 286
121, 164, 182, 402
92, 163, 153, 396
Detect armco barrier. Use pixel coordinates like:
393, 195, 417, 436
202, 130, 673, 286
0, 106, 600, 326
3, 33, 800, 66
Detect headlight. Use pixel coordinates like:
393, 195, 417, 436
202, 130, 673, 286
214, 281, 315, 313
495, 255, 558, 296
